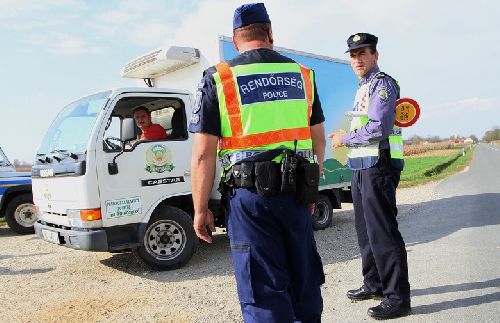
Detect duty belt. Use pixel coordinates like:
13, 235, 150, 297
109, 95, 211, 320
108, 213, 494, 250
218, 148, 320, 204
219, 149, 313, 168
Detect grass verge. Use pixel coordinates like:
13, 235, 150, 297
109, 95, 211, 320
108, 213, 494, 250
399, 146, 475, 187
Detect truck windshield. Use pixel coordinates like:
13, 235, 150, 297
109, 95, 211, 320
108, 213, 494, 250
38, 91, 111, 156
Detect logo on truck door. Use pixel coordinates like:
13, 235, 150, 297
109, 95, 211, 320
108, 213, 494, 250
145, 144, 175, 173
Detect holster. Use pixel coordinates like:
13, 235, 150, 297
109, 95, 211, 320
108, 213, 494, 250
280, 152, 297, 193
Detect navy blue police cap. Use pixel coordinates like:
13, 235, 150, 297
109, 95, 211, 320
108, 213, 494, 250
233, 3, 271, 30
346, 33, 378, 53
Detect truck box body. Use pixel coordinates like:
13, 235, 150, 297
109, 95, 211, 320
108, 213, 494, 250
32, 36, 357, 269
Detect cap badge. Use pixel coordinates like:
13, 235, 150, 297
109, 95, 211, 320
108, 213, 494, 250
353, 34, 361, 43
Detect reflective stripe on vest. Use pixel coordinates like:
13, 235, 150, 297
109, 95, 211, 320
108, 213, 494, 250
346, 74, 404, 168
214, 61, 314, 167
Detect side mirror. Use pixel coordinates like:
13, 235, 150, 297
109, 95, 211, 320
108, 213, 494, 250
108, 149, 124, 175
122, 118, 136, 142
108, 162, 118, 175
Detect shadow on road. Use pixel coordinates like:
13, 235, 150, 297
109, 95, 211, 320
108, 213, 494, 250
412, 278, 500, 297
0, 226, 19, 237
100, 233, 234, 283
413, 291, 500, 315
0, 266, 54, 275
400, 193, 500, 247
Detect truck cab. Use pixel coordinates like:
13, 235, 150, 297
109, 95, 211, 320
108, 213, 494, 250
32, 87, 202, 269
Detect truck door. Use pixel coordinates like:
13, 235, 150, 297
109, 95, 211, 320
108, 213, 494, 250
96, 92, 192, 227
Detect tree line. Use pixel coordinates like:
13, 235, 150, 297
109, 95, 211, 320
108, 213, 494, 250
482, 126, 500, 143
405, 126, 500, 145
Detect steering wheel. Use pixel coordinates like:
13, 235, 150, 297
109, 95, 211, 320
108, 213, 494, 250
104, 137, 122, 151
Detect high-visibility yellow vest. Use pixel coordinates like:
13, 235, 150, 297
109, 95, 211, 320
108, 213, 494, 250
214, 61, 315, 169
347, 72, 404, 169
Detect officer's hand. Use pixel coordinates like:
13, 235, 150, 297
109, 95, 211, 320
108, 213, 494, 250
309, 203, 316, 215
328, 130, 346, 148
194, 209, 216, 243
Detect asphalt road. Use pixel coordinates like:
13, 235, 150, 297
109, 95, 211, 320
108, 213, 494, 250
325, 143, 500, 322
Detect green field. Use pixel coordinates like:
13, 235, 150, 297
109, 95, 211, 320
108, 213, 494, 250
400, 146, 475, 187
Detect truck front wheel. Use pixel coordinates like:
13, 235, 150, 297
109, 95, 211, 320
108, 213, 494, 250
133, 206, 197, 270
312, 194, 333, 231
5, 193, 36, 234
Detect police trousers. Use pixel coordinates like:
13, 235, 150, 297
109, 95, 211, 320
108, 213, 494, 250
226, 188, 325, 323
351, 156, 411, 307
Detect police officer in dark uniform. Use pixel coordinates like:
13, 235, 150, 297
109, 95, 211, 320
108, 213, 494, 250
189, 3, 326, 322
330, 33, 411, 319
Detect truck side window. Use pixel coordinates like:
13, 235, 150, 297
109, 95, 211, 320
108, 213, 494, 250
151, 107, 187, 140
169, 108, 187, 139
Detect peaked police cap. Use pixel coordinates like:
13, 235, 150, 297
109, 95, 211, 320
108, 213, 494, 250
233, 3, 271, 30
346, 33, 378, 53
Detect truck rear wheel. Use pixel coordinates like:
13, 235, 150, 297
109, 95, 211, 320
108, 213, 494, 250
133, 206, 197, 270
312, 194, 333, 231
5, 193, 36, 234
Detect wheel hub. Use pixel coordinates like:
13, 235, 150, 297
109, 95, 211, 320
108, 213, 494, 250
15, 203, 36, 227
313, 202, 329, 225
145, 220, 186, 260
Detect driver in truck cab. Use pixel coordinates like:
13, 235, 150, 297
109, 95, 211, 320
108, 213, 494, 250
133, 106, 168, 141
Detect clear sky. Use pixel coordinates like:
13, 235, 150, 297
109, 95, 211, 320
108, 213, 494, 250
1, 0, 499, 162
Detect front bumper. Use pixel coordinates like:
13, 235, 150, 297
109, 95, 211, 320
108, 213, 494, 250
34, 222, 108, 251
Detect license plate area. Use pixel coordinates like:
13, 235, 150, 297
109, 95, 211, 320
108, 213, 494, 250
42, 229, 60, 244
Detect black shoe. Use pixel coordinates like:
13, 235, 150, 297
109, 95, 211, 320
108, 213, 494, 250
367, 301, 411, 320
347, 286, 383, 300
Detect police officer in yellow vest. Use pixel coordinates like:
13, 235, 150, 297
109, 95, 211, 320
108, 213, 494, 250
330, 33, 411, 319
189, 3, 326, 322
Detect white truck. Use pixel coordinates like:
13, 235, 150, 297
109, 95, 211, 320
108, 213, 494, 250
33, 36, 358, 269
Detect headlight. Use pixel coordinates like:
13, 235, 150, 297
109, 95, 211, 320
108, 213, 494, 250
67, 208, 103, 228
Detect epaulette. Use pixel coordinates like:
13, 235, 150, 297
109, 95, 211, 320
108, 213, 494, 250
374, 71, 400, 98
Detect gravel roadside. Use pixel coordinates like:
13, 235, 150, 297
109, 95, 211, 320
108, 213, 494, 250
0, 181, 439, 323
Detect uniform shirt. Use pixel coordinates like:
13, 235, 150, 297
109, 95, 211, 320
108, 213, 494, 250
139, 123, 167, 140
342, 65, 398, 150
188, 48, 325, 136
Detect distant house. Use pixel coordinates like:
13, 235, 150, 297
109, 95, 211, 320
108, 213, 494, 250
464, 137, 474, 144
449, 136, 465, 143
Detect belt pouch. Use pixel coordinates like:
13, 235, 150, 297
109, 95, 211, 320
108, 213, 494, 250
296, 162, 320, 204
240, 162, 254, 188
254, 161, 280, 196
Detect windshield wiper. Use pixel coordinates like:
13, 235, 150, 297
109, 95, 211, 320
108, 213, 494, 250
50, 150, 79, 162
36, 153, 52, 164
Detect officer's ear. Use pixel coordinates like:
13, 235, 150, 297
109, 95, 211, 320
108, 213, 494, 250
267, 26, 274, 45
232, 34, 240, 52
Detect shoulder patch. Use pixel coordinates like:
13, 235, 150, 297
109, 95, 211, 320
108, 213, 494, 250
376, 72, 386, 79
190, 113, 200, 125
377, 87, 389, 101
192, 90, 202, 114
